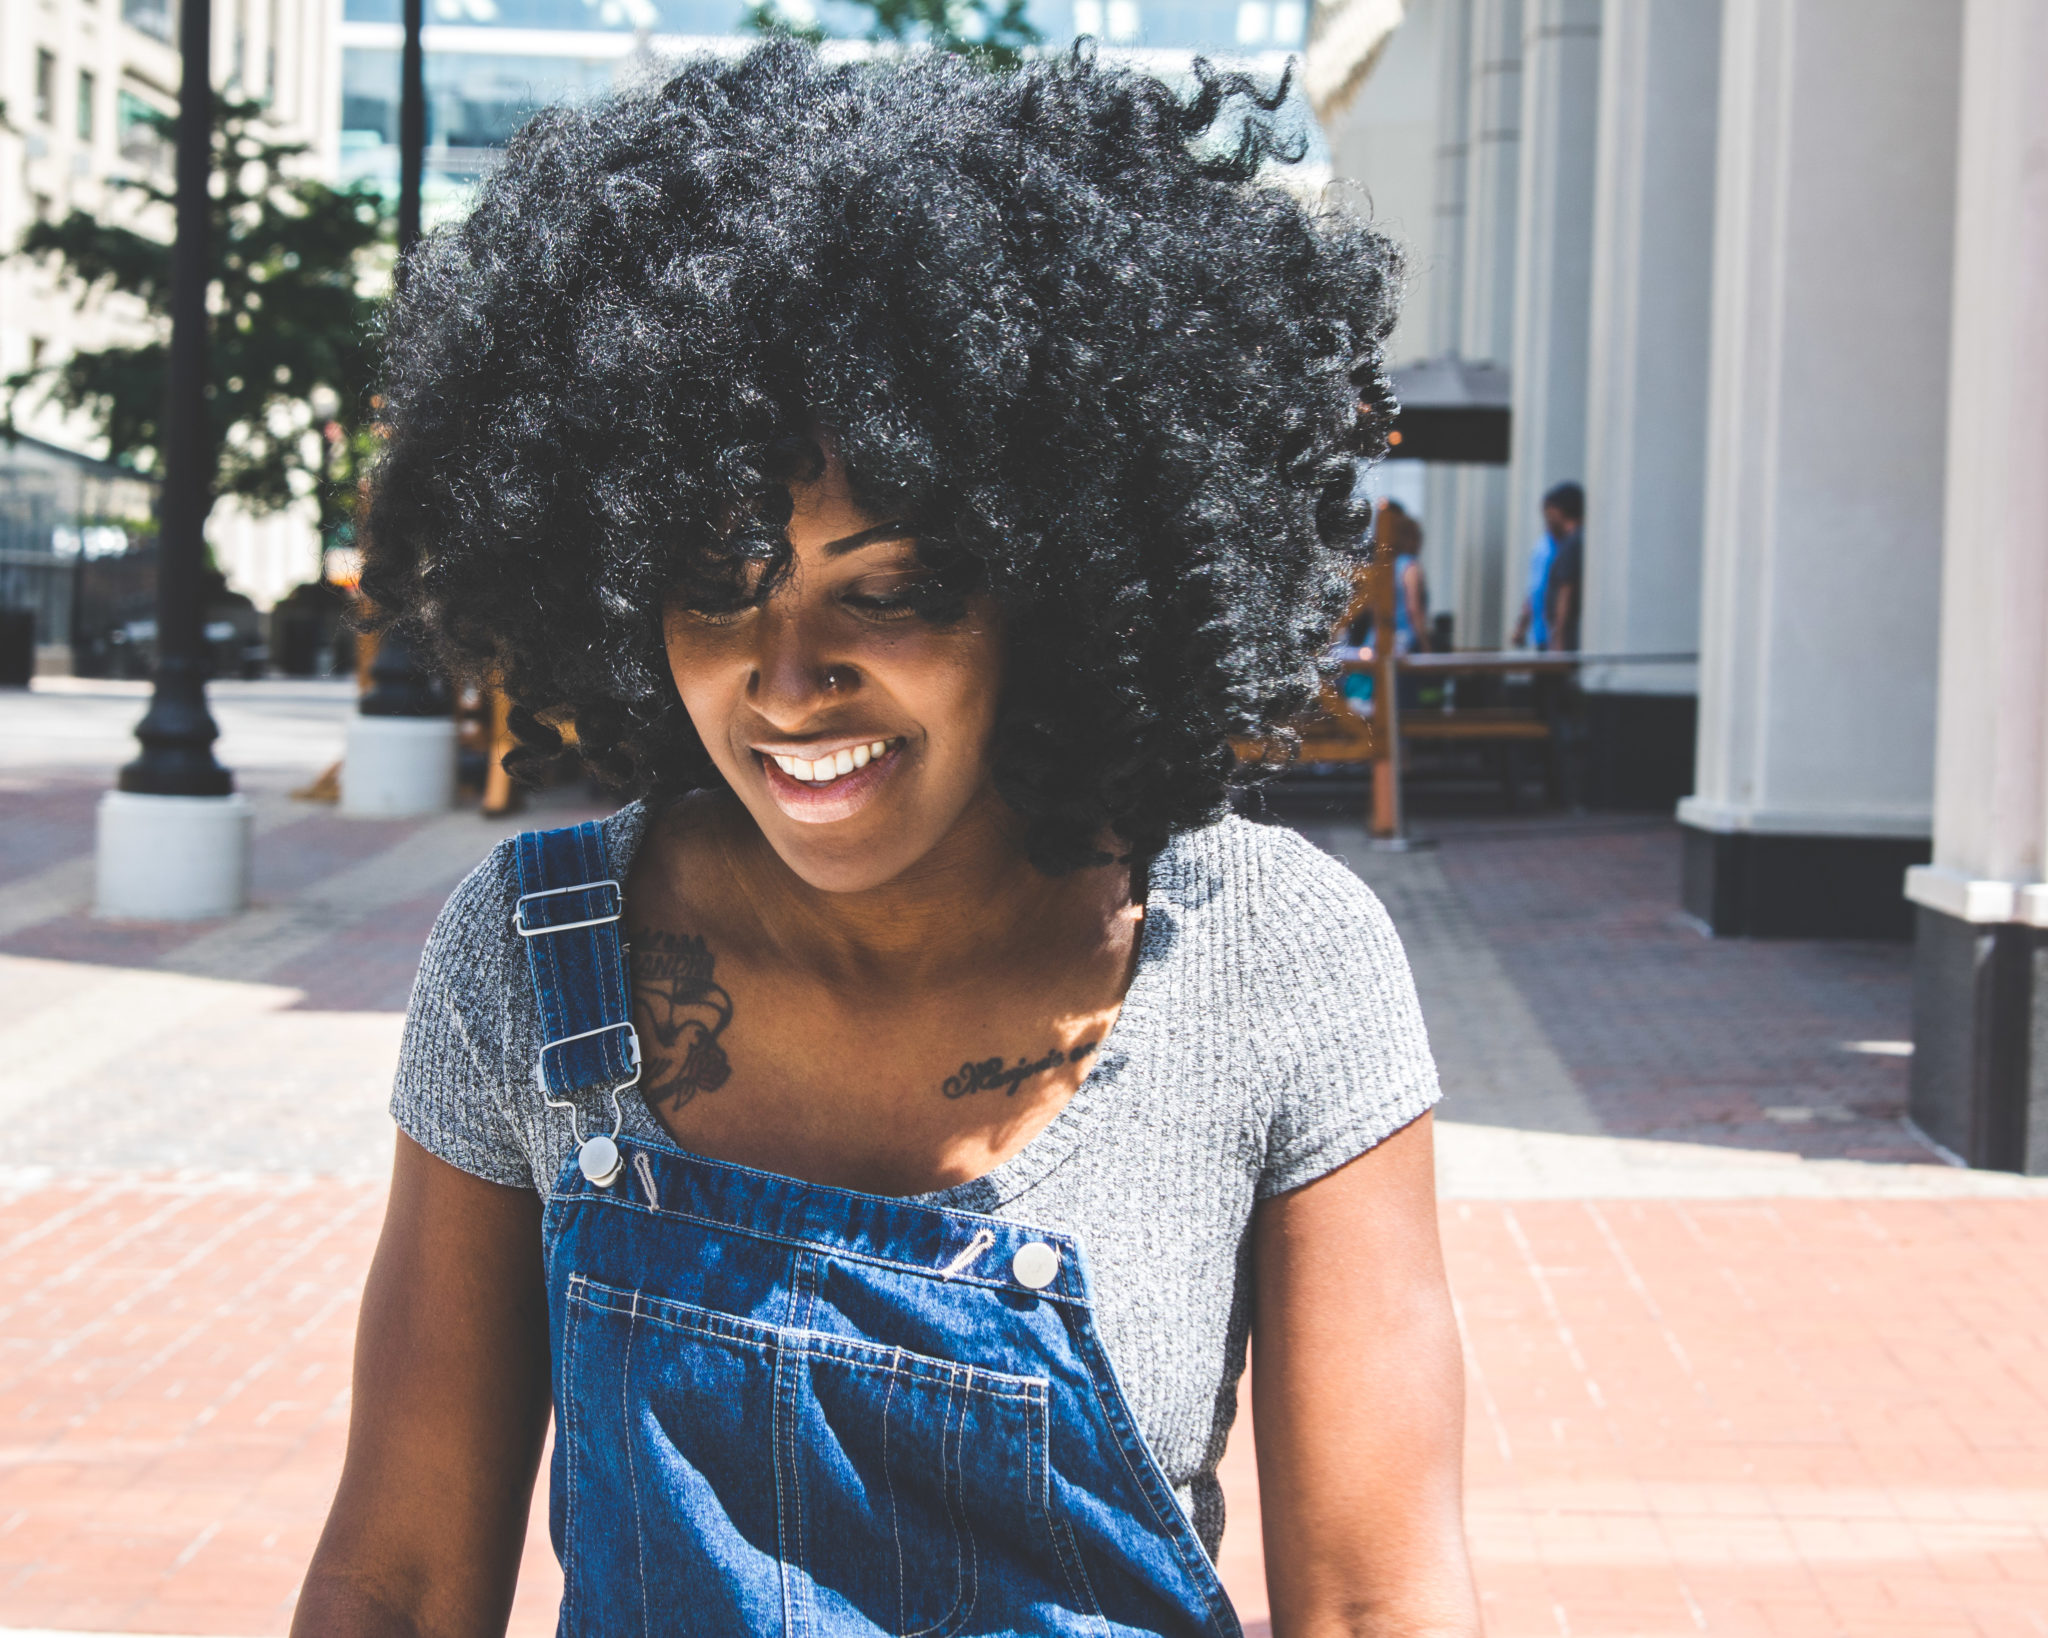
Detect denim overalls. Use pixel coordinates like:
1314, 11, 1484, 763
515, 821, 1245, 1638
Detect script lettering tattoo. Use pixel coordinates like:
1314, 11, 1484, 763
941, 1041, 1098, 1100
629, 928, 735, 1112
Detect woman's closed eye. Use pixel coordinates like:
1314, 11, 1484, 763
840, 575, 967, 625
677, 599, 758, 628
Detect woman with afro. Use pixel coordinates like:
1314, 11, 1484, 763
299, 41, 1478, 1638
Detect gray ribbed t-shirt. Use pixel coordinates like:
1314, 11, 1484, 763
391, 804, 1439, 1556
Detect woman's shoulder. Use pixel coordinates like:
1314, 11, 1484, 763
423, 799, 655, 973
1154, 811, 1403, 968
1156, 813, 1438, 1194
393, 800, 653, 1192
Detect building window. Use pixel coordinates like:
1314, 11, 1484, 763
118, 88, 167, 165
78, 70, 98, 142
1074, 0, 1139, 40
1236, 1, 1305, 45
123, 0, 175, 43
35, 50, 57, 125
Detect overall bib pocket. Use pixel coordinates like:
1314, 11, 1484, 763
562, 1273, 1056, 1638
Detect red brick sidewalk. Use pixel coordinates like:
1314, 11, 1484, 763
4, 1177, 2041, 1637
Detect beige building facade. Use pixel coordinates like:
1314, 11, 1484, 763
1, 0, 342, 631
1322, 0, 2048, 1171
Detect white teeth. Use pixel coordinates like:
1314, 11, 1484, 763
768, 739, 896, 785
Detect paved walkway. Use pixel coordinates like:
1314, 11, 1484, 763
2, 681, 2044, 1636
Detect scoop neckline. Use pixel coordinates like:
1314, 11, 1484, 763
593, 798, 1184, 1211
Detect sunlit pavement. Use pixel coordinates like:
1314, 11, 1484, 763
2, 680, 2044, 1637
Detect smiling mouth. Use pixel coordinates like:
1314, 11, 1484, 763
759, 738, 902, 787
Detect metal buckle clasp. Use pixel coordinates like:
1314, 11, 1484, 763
512, 878, 624, 938
535, 1020, 642, 1092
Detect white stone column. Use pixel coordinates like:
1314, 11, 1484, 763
1428, 0, 1474, 360
1421, 0, 1474, 580
1446, 0, 1522, 649
1505, 0, 1602, 593
1578, 0, 1721, 807
1678, 0, 1961, 938
1903, 0, 2048, 1172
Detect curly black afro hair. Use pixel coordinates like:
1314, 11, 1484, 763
363, 41, 1401, 873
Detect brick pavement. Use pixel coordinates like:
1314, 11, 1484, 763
5, 1182, 2042, 1637
3, 682, 2046, 1636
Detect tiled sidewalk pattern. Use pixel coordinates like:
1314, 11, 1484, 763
4, 683, 2046, 1636
4, 1180, 2043, 1637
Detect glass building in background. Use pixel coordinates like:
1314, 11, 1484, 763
337, 0, 1319, 215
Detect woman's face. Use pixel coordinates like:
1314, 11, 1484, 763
663, 460, 1005, 894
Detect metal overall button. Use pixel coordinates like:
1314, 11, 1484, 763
1011, 1241, 1060, 1290
579, 1134, 625, 1187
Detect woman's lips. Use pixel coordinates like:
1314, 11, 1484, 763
755, 740, 906, 824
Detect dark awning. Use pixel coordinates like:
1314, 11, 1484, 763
1386, 357, 1511, 465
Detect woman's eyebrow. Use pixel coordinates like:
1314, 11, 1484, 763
821, 520, 918, 557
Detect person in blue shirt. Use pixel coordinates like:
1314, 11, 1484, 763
1512, 481, 1584, 652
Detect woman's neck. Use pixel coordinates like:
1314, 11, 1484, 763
704, 790, 1133, 993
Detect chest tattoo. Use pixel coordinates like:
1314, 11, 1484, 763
941, 1041, 1098, 1101
628, 928, 735, 1112
628, 926, 1096, 1113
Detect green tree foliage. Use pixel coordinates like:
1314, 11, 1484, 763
3, 95, 387, 549
747, 0, 1041, 70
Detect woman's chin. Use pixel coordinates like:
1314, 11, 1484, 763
757, 745, 904, 825
737, 765, 931, 894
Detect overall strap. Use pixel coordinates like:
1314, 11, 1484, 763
512, 820, 640, 1102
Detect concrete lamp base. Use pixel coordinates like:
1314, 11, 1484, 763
343, 714, 457, 818
96, 790, 253, 920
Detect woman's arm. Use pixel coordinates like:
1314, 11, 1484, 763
294, 1135, 552, 1638
1251, 1111, 1479, 1638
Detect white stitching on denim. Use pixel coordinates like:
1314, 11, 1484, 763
902, 1365, 969, 1638
570, 1276, 1046, 1395
882, 1357, 906, 1636
1075, 1311, 1239, 1638
789, 1340, 811, 1638
947, 1368, 980, 1638
633, 1149, 658, 1209
772, 1334, 797, 1638
1035, 1389, 1106, 1630
624, 1289, 651, 1638
560, 1277, 584, 1633
937, 1227, 996, 1279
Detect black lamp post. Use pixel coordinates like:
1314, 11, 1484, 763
119, 0, 228, 797
358, 0, 442, 720
398, 0, 425, 257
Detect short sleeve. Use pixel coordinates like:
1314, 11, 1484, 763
1249, 829, 1440, 1199
1550, 532, 1583, 592
389, 839, 537, 1191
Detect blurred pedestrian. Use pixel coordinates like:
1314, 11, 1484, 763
1543, 482, 1584, 653
1512, 479, 1585, 653
1382, 497, 1432, 655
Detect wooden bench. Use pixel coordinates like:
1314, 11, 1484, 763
1240, 550, 1572, 837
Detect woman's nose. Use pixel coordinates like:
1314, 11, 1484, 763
746, 605, 857, 717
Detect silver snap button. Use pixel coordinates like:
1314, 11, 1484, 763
1012, 1241, 1060, 1290
578, 1135, 624, 1187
